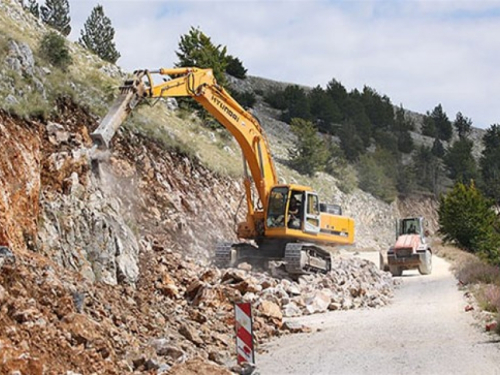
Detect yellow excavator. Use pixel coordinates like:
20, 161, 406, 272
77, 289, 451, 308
91, 67, 355, 275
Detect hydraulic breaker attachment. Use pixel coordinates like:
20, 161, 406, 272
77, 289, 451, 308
91, 71, 147, 149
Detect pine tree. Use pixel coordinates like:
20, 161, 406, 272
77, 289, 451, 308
430, 104, 452, 141
421, 111, 437, 137
79, 5, 121, 64
289, 118, 329, 176
226, 55, 247, 79
25, 0, 39, 18
443, 139, 478, 183
308, 86, 342, 134
453, 112, 472, 139
480, 124, 500, 205
40, 0, 71, 36
432, 137, 445, 158
280, 85, 310, 124
175, 27, 227, 85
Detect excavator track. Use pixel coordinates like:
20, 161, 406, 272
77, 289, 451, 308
284, 243, 332, 275
214, 242, 235, 269
215, 241, 332, 276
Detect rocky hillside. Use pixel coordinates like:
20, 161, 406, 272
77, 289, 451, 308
0, 0, 441, 373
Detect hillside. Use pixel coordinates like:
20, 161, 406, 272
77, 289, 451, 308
0, 0, 445, 373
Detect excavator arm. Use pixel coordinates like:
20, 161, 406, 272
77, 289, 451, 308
91, 67, 278, 236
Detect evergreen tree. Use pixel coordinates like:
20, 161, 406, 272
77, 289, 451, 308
393, 105, 415, 132
324, 137, 358, 193
343, 95, 371, 148
453, 112, 472, 139
289, 118, 329, 176
226, 55, 247, 79
432, 137, 445, 158
443, 139, 478, 183
438, 181, 500, 264
79, 5, 121, 64
338, 121, 365, 161
326, 78, 348, 113
480, 124, 500, 205
413, 145, 445, 195
229, 90, 256, 109
356, 151, 397, 203
430, 104, 452, 141
308, 86, 341, 134
263, 87, 286, 110
360, 86, 394, 131
280, 85, 310, 124
397, 131, 414, 154
393, 105, 415, 153
40, 0, 71, 36
175, 26, 227, 85
25, 0, 39, 18
421, 111, 437, 137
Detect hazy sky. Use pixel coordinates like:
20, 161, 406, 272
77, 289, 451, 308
67, 0, 500, 129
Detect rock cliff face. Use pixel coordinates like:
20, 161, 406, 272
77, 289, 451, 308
0, 1, 442, 373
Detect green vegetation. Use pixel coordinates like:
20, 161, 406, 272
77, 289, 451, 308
356, 151, 397, 203
443, 139, 478, 183
230, 90, 256, 109
324, 139, 358, 194
480, 124, 500, 205
25, 0, 39, 18
39, 31, 72, 70
288, 118, 329, 177
438, 181, 500, 265
226, 55, 247, 79
175, 26, 228, 85
40, 0, 71, 36
435, 242, 500, 334
453, 112, 472, 139
79, 5, 120, 64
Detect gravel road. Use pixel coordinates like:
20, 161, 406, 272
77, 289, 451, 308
257, 253, 500, 375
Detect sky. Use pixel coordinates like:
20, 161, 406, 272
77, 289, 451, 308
67, 0, 500, 129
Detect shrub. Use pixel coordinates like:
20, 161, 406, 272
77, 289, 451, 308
226, 55, 247, 79
231, 90, 256, 109
263, 87, 286, 110
477, 284, 500, 313
289, 118, 329, 176
39, 31, 72, 70
438, 181, 500, 264
455, 257, 500, 285
356, 154, 397, 203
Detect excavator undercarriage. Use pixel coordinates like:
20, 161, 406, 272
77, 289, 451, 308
215, 240, 333, 276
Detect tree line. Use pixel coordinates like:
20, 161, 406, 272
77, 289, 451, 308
23, 0, 120, 65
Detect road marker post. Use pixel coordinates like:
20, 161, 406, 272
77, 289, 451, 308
235, 302, 255, 365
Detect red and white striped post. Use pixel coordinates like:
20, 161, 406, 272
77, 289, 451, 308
235, 302, 255, 365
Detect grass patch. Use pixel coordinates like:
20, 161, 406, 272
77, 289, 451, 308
434, 240, 500, 334
476, 284, 500, 313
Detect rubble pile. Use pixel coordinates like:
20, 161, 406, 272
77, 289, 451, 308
0, 240, 395, 374
0, 98, 395, 374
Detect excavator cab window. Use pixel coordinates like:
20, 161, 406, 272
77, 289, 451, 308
267, 187, 288, 228
287, 191, 303, 229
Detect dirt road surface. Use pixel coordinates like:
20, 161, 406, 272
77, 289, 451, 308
257, 253, 500, 375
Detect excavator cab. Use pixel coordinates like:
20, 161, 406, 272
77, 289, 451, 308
265, 186, 321, 234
